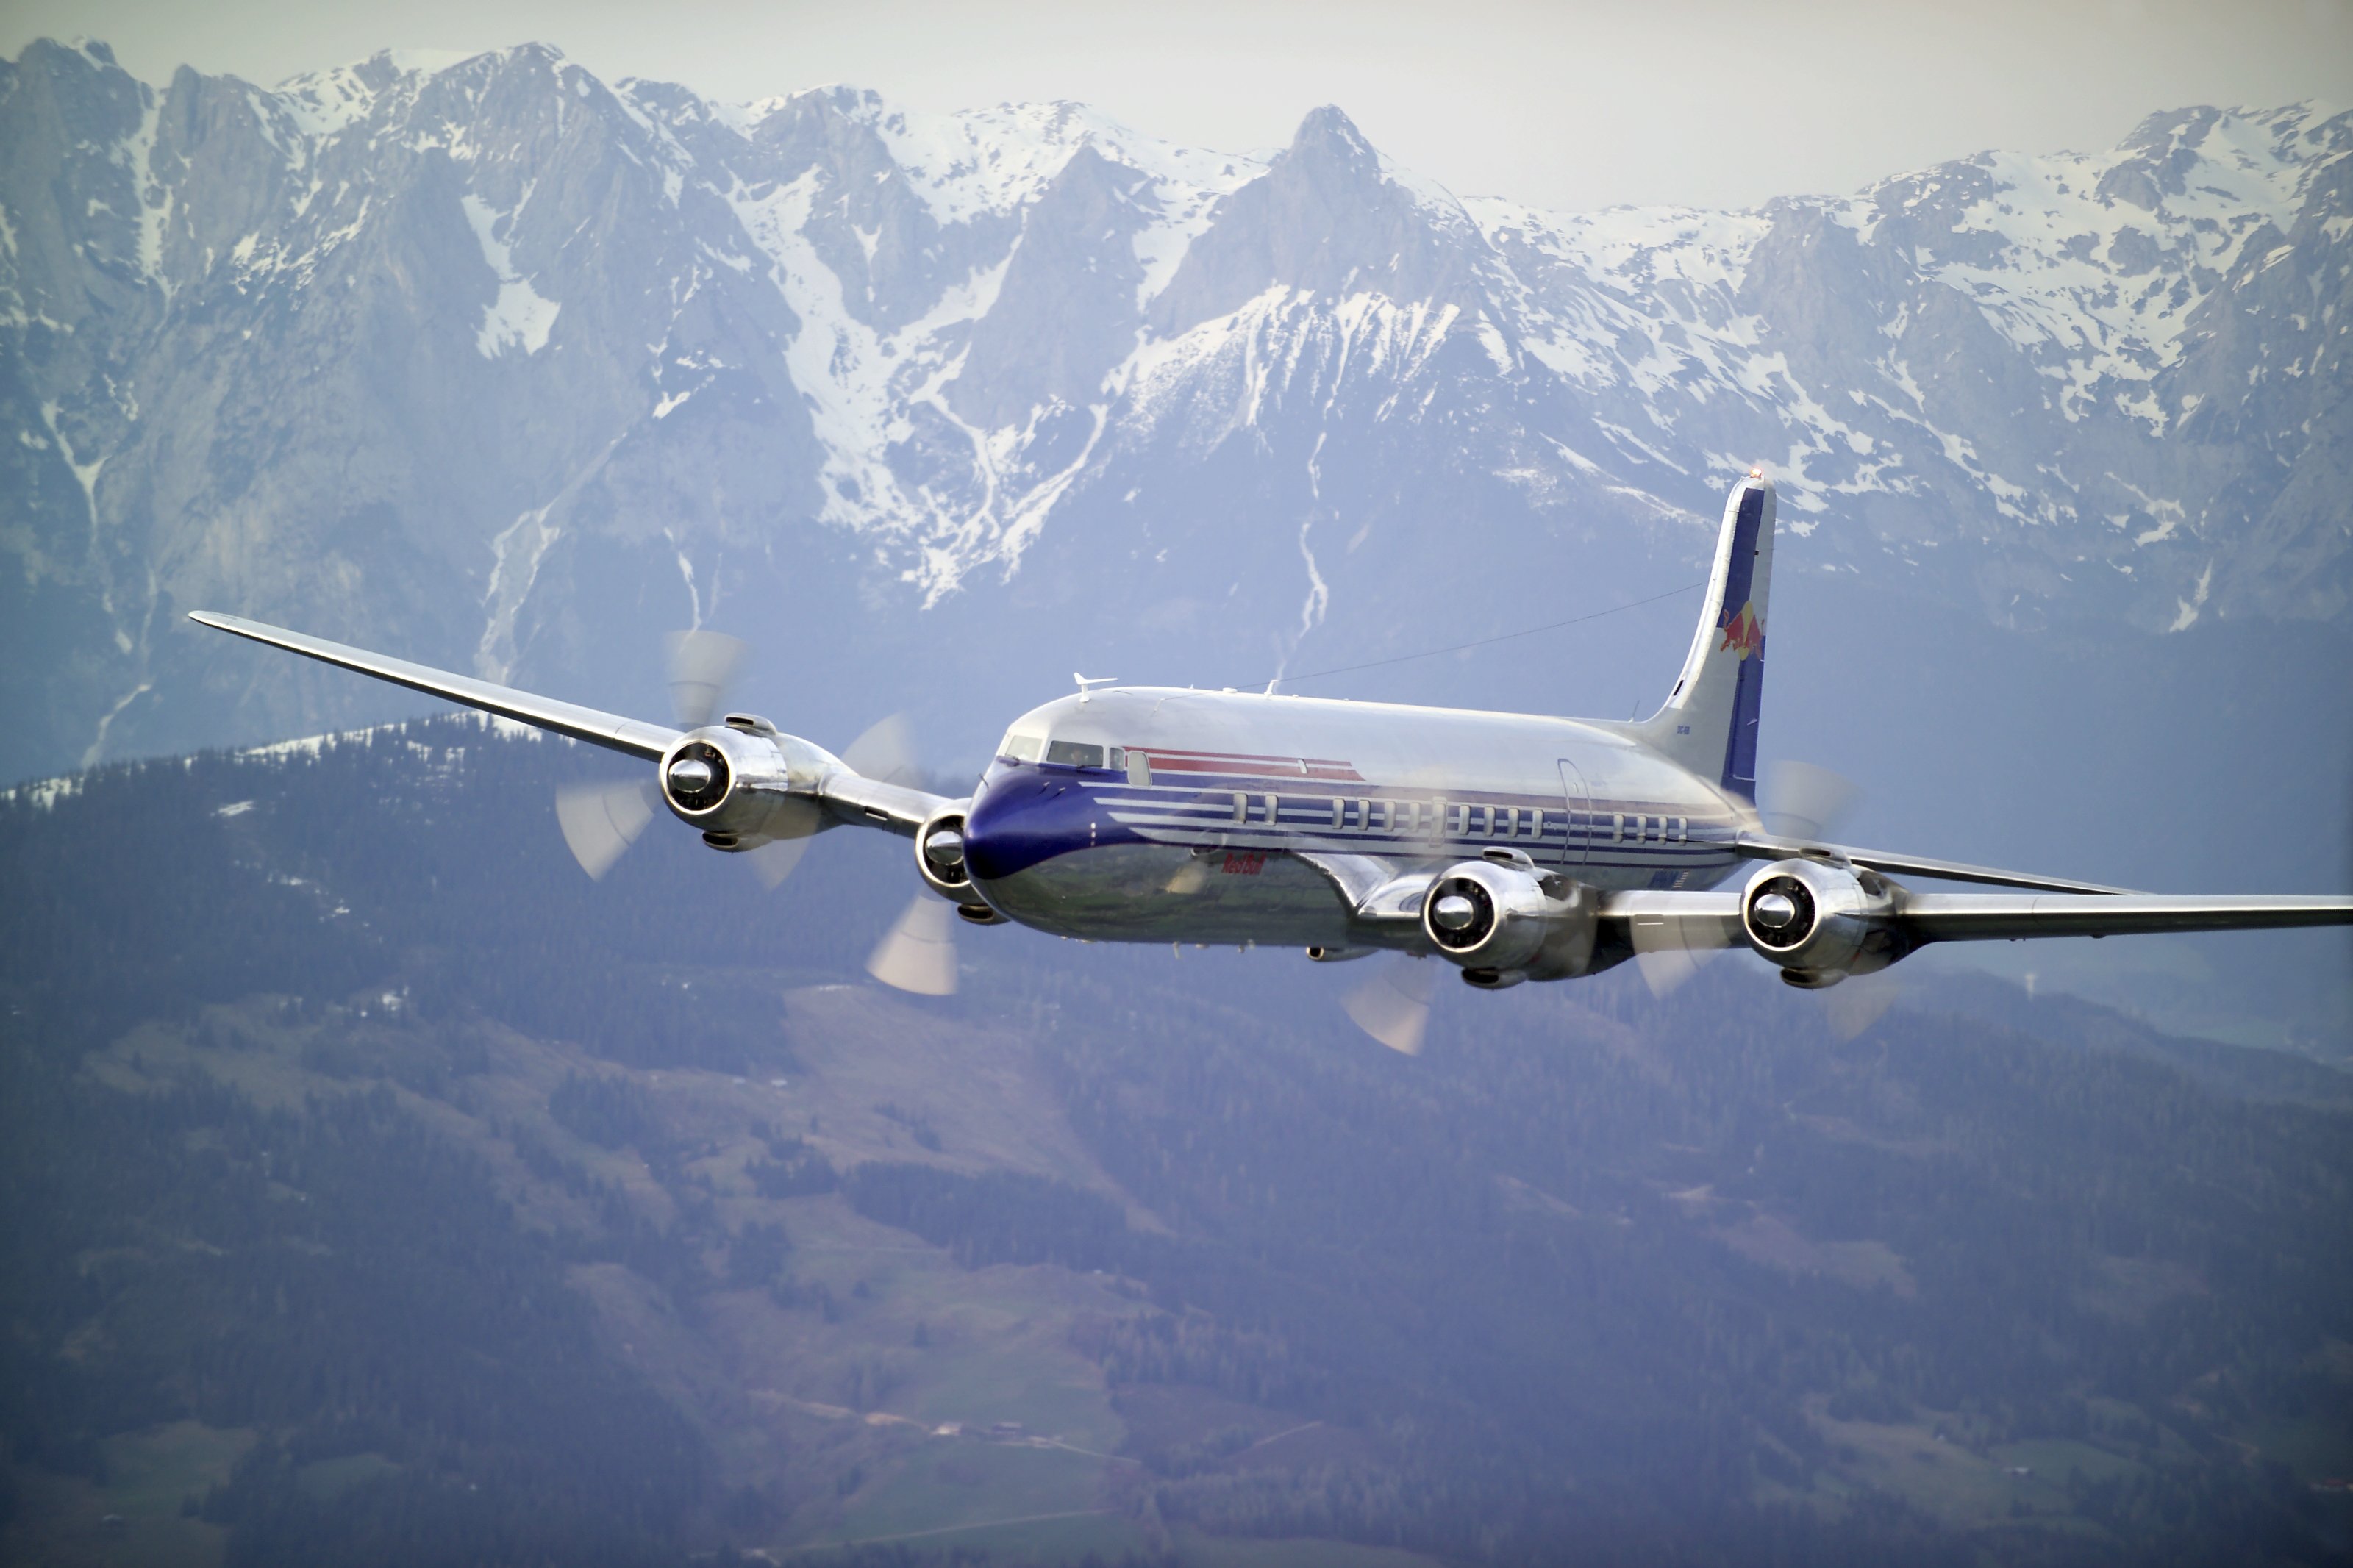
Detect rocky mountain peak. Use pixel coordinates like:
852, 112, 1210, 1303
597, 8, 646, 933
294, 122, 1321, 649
0, 37, 2346, 780
1286, 104, 1381, 175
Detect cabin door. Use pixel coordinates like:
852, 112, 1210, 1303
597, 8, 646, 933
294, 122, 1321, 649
1556, 759, 1590, 868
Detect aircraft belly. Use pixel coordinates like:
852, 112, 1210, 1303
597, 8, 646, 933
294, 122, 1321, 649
976, 843, 1357, 947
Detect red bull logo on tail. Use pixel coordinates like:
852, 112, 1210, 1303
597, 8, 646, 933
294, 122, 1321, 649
1718, 600, 1763, 660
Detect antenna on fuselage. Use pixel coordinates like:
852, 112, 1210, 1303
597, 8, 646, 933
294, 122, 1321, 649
1073, 672, 1118, 705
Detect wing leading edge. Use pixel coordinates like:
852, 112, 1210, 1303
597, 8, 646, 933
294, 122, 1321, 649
190, 612, 682, 760
1733, 831, 2132, 895
193, 611, 951, 835
1899, 892, 2353, 942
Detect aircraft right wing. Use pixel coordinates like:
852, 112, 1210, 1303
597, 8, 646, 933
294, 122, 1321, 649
1899, 892, 2353, 942
191, 611, 682, 760
190, 611, 952, 870
820, 770, 949, 838
1733, 831, 2132, 895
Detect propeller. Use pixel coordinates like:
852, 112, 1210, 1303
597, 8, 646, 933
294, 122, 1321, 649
1629, 908, 1740, 997
664, 629, 745, 731
750, 708, 915, 889
1342, 955, 1439, 1056
1760, 759, 1861, 843
554, 630, 898, 894
1623, 759, 1907, 1037
846, 715, 991, 999
555, 630, 751, 880
1622, 756, 1859, 999
554, 778, 663, 881
546, 635, 976, 993
1759, 761, 1910, 1037
840, 713, 918, 788
865, 893, 961, 996
1769, 756, 1910, 1029
1820, 968, 1902, 1042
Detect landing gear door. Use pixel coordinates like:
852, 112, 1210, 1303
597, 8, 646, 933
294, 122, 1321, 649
1556, 759, 1590, 868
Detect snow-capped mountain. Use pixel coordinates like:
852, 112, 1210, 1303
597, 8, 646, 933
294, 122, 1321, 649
1, 37, 2347, 781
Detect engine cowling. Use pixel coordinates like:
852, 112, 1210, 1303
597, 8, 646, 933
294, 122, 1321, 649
914, 808, 974, 899
908, 806, 1008, 923
658, 726, 807, 846
1738, 858, 1907, 987
1421, 854, 1599, 985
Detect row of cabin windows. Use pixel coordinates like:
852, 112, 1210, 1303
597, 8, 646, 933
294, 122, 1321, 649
1226, 793, 1688, 845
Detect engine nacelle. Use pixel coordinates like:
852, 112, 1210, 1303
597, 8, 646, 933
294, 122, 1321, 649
909, 806, 1007, 923
1738, 858, 1907, 987
914, 808, 975, 900
659, 723, 828, 847
1421, 853, 1599, 984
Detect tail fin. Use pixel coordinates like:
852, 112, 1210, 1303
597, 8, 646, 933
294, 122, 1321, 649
1626, 473, 1774, 801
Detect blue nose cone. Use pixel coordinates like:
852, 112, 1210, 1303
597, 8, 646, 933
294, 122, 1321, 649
963, 765, 1088, 882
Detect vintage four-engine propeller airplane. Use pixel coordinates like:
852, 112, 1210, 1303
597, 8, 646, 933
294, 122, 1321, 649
193, 471, 2351, 1050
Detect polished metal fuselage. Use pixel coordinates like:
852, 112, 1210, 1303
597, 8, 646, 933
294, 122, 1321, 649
960, 686, 1749, 950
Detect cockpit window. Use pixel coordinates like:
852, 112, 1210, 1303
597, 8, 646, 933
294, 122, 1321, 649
999, 731, 1044, 762
1045, 739, 1107, 769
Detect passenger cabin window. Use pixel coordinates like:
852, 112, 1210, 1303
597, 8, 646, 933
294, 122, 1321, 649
1000, 731, 1045, 762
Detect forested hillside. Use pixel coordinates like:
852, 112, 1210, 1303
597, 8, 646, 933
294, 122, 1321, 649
3, 717, 2349, 1566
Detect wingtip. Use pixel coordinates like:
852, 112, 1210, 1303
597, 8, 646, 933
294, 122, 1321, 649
188, 611, 258, 637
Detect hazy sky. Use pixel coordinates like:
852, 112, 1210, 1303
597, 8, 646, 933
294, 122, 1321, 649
7, 0, 2350, 211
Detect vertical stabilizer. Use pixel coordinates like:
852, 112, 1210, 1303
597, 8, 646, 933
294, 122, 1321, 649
1625, 473, 1774, 801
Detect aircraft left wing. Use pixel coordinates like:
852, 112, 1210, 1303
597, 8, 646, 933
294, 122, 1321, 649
190, 612, 682, 760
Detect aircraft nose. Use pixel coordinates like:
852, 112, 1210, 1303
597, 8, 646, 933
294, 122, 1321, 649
961, 766, 1074, 883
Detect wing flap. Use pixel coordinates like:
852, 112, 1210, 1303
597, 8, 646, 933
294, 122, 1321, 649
192, 612, 681, 761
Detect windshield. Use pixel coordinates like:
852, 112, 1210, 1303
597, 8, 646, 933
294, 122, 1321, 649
999, 731, 1126, 770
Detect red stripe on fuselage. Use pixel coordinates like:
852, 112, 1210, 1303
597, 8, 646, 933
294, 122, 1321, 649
1138, 750, 1365, 783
